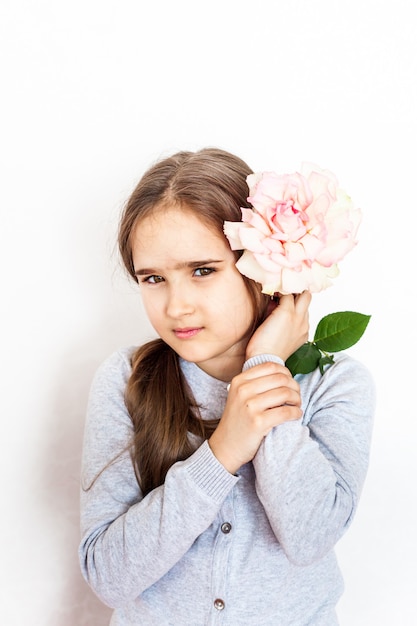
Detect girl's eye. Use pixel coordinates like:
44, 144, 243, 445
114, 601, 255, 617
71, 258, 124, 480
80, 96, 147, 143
143, 275, 164, 284
194, 267, 215, 277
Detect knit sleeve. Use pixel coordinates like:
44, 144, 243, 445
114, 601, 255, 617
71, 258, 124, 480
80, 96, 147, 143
243, 353, 285, 370
78, 350, 238, 608
252, 353, 375, 566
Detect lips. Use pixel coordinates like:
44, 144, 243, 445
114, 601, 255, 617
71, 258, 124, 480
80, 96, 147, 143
173, 327, 202, 339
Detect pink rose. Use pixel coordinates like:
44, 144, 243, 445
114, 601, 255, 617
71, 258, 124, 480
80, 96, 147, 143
224, 163, 361, 295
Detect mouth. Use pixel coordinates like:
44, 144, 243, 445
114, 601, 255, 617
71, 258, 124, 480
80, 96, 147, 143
173, 327, 203, 339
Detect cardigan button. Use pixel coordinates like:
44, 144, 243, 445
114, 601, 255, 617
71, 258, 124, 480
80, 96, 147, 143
221, 522, 232, 534
214, 598, 225, 611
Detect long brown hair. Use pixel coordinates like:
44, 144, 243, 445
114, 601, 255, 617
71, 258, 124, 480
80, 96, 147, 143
118, 148, 269, 495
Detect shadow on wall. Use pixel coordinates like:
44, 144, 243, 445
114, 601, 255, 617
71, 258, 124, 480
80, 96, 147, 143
41, 334, 114, 626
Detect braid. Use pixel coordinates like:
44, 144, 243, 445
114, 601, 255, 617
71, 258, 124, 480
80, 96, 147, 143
125, 338, 218, 495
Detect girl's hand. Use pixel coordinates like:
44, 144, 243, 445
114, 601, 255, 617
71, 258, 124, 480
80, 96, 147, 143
246, 291, 312, 363
208, 362, 302, 474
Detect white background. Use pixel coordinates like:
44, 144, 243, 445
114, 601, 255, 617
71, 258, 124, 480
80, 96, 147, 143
1, 1, 415, 624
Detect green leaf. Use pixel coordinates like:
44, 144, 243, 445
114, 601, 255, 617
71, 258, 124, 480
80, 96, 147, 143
314, 311, 371, 352
286, 342, 322, 376
318, 353, 335, 375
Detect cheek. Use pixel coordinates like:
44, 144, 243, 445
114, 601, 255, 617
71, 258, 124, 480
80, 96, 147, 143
140, 292, 162, 325
224, 283, 254, 328
209, 278, 248, 311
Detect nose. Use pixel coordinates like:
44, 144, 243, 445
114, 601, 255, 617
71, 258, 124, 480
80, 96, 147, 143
165, 283, 195, 318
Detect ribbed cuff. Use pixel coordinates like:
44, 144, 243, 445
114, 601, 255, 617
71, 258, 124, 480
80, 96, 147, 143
185, 440, 239, 502
243, 354, 285, 371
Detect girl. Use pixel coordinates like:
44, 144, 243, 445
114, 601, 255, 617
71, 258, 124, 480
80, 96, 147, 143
79, 148, 375, 625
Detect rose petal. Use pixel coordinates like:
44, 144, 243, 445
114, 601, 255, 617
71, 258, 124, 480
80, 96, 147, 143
235, 250, 279, 287
239, 225, 269, 254
223, 221, 244, 250
241, 208, 271, 235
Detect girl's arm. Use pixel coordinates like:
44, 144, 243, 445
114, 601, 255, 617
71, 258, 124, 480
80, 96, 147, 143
208, 292, 311, 473
252, 354, 375, 565
79, 350, 238, 608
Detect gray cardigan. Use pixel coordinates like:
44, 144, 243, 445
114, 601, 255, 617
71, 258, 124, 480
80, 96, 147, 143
79, 347, 375, 625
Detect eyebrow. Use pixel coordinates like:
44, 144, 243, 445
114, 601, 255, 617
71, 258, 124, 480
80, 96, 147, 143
134, 259, 224, 276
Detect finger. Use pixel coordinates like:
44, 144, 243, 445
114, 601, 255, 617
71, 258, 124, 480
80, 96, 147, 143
233, 376, 300, 407
274, 293, 296, 310
234, 361, 290, 383
252, 401, 303, 434
246, 387, 302, 414
294, 290, 312, 308
266, 403, 303, 425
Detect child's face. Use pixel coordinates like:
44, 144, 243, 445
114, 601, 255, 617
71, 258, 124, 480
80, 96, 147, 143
131, 207, 255, 381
